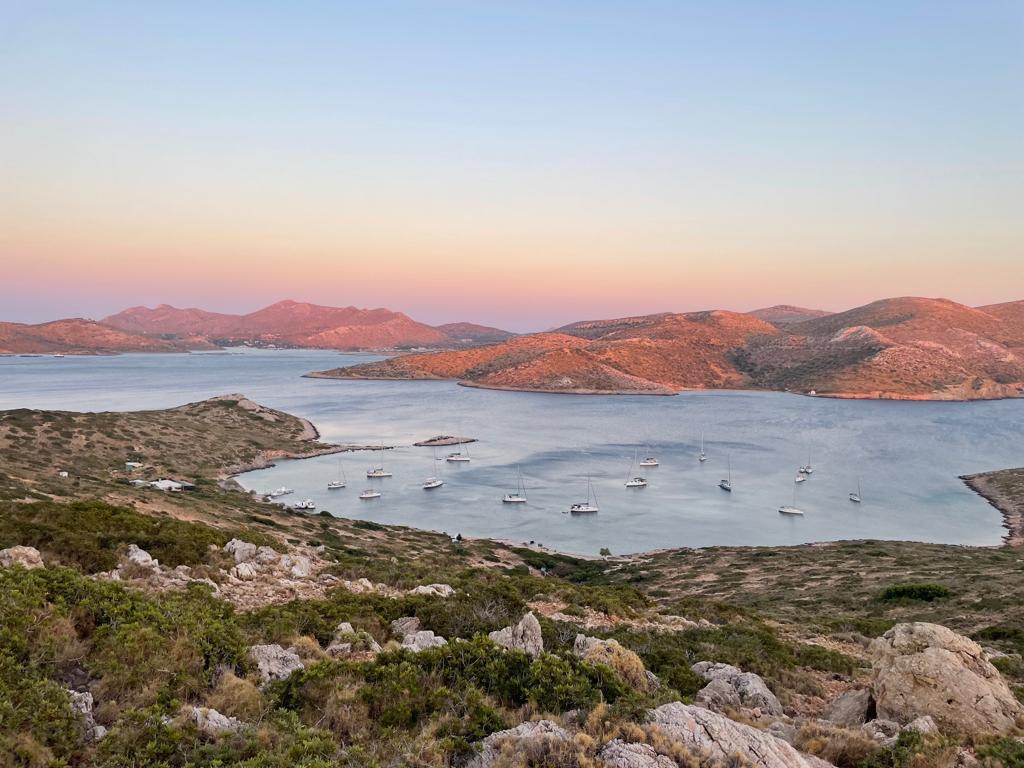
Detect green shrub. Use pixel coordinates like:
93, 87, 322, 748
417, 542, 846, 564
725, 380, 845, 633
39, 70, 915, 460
0, 500, 272, 571
879, 583, 950, 603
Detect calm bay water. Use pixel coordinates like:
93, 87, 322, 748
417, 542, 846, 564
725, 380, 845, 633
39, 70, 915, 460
2, 349, 1022, 555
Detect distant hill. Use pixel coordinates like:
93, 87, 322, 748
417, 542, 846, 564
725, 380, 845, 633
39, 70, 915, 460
737, 297, 1024, 400
433, 322, 515, 344
0, 319, 212, 355
309, 310, 779, 394
310, 296, 1024, 400
102, 300, 513, 351
747, 305, 832, 325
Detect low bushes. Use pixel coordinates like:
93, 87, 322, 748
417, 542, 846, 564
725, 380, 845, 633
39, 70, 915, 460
879, 583, 951, 603
0, 500, 272, 571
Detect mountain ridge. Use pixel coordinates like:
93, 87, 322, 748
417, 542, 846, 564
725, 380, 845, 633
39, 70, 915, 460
312, 296, 1024, 400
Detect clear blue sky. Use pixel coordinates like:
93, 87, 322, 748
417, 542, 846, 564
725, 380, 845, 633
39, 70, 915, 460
2, 1, 1022, 329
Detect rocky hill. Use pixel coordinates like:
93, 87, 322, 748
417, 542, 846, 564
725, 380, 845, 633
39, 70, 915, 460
749, 305, 833, 325
0, 318, 214, 355
739, 297, 1024, 400
310, 311, 780, 394
312, 297, 1024, 400
101, 300, 514, 350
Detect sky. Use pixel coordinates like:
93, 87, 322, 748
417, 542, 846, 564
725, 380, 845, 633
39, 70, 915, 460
1, 1, 1022, 332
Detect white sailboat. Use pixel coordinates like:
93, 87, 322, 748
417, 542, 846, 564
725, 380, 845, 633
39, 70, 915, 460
327, 459, 346, 489
849, 478, 862, 503
267, 486, 294, 498
779, 484, 804, 516
799, 450, 814, 475
570, 475, 599, 514
446, 447, 471, 463
698, 432, 707, 462
625, 449, 647, 487
718, 455, 732, 492
639, 445, 658, 467
503, 466, 528, 503
423, 448, 444, 489
794, 474, 807, 484
366, 447, 392, 478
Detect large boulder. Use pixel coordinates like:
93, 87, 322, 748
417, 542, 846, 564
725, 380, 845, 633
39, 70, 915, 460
598, 739, 676, 767
691, 661, 783, 716
0, 545, 43, 569
408, 583, 455, 597
695, 677, 743, 712
224, 539, 257, 564
649, 702, 829, 768
248, 644, 304, 682
823, 688, 874, 727
125, 544, 158, 569
488, 612, 544, 658
869, 622, 1024, 733
469, 720, 570, 767
188, 706, 241, 735
402, 630, 447, 652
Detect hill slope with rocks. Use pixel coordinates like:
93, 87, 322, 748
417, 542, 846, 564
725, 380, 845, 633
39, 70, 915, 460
312, 296, 1024, 400
2, 397, 1024, 766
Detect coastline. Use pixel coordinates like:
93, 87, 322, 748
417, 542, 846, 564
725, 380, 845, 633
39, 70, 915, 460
304, 368, 1021, 401
962, 469, 1024, 547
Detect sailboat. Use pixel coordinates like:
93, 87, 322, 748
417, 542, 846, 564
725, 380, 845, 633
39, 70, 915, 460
423, 448, 444, 489
327, 459, 346, 489
718, 455, 732, 492
799, 450, 814, 475
779, 483, 804, 516
794, 474, 807, 484
639, 444, 658, 467
698, 432, 707, 462
366, 446, 392, 478
446, 441, 471, 463
503, 466, 528, 503
849, 478, 862, 503
625, 449, 648, 488
570, 475, 599, 514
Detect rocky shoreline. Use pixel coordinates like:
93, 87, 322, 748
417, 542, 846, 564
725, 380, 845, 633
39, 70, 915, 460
962, 469, 1024, 547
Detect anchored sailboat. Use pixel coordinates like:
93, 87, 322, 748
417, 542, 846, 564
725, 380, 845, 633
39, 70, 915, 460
719, 455, 732, 492
779, 483, 804, 516
698, 431, 707, 462
849, 478, 862, 503
423, 448, 444, 489
625, 449, 648, 488
327, 459, 346, 489
570, 475, 599, 514
503, 466, 528, 503
366, 446, 392, 478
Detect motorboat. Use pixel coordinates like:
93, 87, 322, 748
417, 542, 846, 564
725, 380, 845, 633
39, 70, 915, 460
359, 489, 381, 500
422, 477, 444, 490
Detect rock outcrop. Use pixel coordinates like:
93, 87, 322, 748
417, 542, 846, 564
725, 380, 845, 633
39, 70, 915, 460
187, 706, 242, 735
870, 622, 1024, 733
649, 703, 828, 768
469, 720, 570, 767
0, 545, 43, 569
488, 612, 543, 658
248, 644, 304, 682
408, 583, 455, 597
691, 661, 783, 716
402, 630, 447, 652
126, 544, 159, 570
325, 620, 382, 657
598, 739, 676, 767
823, 688, 874, 727
67, 689, 106, 742
390, 616, 421, 640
